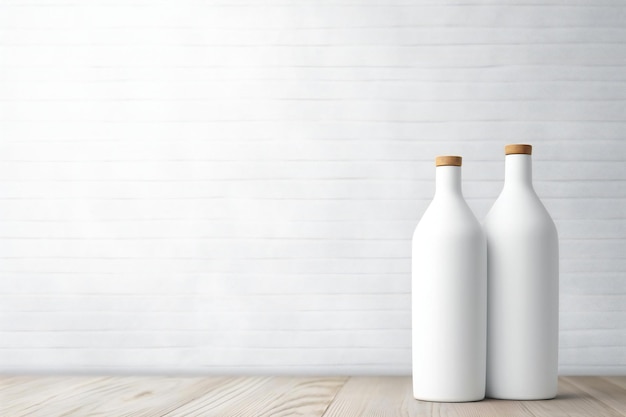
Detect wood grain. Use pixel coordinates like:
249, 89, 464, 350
0, 376, 229, 417
164, 376, 347, 417
512, 377, 624, 417
605, 376, 626, 390
0, 376, 111, 417
0, 376, 624, 416
563, 376, 626, 416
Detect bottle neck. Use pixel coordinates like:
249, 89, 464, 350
504, 154, 533, 189
435, 166, 463, 197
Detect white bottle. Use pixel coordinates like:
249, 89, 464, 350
412, 156, 487, 402
484, 144, 559, 400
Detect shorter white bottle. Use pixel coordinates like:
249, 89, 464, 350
484, 144, 559, 400
412, 156, 486, 402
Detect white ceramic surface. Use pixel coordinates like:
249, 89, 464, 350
412, 161, 487, 402
484, 150, 559, 400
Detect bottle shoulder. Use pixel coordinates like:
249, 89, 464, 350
413, 195, 483, 238
484, 188, 558, 237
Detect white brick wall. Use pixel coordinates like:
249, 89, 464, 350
0, 0, 625, 375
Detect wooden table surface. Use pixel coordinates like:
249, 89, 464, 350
1, 375, 625, 416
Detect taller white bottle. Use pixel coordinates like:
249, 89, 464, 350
484, 144, 559, 399
412, 156, 486, 402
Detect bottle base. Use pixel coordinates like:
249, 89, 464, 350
486, 392, 557, 401
413, 393, 485, 403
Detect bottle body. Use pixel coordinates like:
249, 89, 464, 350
412, 163, 487, 402
484, 152, 559, 399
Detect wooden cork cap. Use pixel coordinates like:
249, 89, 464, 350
435, 156, 462, 167
505, 144, 532, 155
